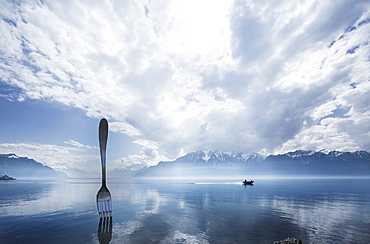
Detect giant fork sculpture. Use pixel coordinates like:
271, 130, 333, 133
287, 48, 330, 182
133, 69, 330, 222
96, 118, 112, 218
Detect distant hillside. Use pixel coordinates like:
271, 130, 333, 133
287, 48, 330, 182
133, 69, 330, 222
134, 150, 370, 178
262, 150, 370, 176
135, 150, 266, 178
57, 167, 89, 178
0, 154, 67, 178
109, 166, 149, 178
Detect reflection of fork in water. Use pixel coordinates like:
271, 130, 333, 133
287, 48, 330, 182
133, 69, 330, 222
97, 217, 113, 244
96, 118, 112, 218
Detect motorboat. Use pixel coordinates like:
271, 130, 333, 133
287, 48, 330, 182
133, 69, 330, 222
242, 180, 254, 185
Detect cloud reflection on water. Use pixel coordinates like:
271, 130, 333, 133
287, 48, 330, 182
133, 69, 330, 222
107, 180, 370, 243
109, 182, 296, 243
0, 180, 97, 216
268, 195, 367, 243
1, 179, 369, 243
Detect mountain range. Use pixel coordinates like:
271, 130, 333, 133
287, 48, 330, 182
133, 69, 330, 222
2, 150, 370, 179
134, 150, 370, 178
0, 154, 67, 178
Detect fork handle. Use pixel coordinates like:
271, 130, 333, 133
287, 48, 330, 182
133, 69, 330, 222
99, 118, 108, 186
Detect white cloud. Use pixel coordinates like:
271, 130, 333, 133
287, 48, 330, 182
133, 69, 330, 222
0, 0, 369, 168
63, 140, 96, 150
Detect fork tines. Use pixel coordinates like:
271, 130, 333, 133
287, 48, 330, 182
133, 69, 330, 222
97, 197, 112, 218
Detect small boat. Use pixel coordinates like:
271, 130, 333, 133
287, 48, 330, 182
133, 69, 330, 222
242, 180, 254, 185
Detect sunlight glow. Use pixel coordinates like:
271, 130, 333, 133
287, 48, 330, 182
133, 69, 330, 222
164, 0, 233, 61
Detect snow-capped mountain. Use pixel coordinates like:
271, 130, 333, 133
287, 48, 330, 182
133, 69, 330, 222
134, 150, 266, 178
175, 150, 265, 166
0, 153, 67, 178
266, 150, 370, 163
135, 150, 370, 178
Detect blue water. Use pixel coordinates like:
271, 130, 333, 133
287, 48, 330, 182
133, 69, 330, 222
0, 178, 370, 243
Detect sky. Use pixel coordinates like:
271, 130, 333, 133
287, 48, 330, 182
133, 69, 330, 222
0, 0, 370, 174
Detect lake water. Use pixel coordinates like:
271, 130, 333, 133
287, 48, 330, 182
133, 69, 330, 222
0, 178, 370, 244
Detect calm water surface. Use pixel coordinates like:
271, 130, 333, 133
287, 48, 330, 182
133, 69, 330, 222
0, 178, 369, 243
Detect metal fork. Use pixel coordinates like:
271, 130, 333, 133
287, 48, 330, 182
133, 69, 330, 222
96, 118, 112, 218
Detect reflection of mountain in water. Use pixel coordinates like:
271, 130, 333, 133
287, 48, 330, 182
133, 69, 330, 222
135, 150, 370, 178
0, 154, 66, 178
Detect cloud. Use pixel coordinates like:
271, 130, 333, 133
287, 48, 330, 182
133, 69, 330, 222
222, 0, 370, 154
0, 0, 369, 167
64, 140, 97, 150
111, 137, 169, 169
